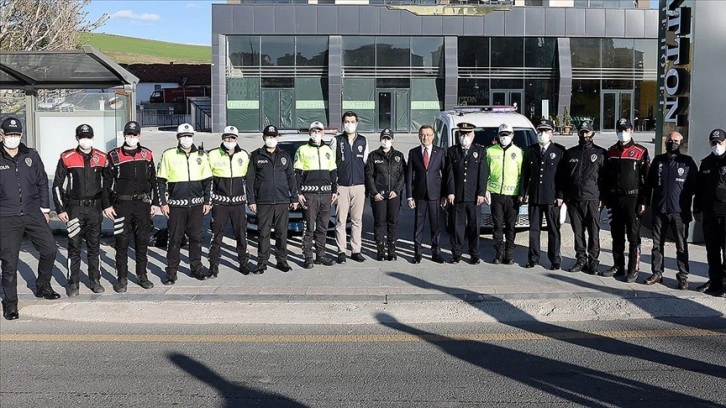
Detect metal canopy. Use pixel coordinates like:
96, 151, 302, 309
0, 45, 138, 89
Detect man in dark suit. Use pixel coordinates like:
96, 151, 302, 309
445, 122, 487, 265
406, 125, 447, 264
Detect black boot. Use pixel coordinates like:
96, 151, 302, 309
376, 243, 386, 261
387, 242, 397, 261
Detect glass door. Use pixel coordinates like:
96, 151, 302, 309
490, 89, 524, 113
601, 91, 633, 131
377, 90, 392, 131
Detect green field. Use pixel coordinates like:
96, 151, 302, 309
78, 33, 211, 64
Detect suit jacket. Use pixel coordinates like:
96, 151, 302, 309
406, 145, 446, 201
446, 144, 487, 203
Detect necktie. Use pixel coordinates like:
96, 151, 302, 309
423, 147, 430, 169
541, 146, 546, 156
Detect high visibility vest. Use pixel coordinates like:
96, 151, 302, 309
208, 147, 249, 178
486, 144, 523, 196
157, 146, 212, 183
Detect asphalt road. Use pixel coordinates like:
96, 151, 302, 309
1, 317, 724, 407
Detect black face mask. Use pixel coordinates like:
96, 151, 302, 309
578, 135, 593, 145
665, 141, 680, 153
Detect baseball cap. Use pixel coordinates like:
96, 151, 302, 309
309, 121, 325, 131
457, 122, 476, 132
76, 124, 94, 138
578, 121, 593, 135
222, 125, 239, 138
123, 121, 141, 135
536, 119, 554, 131
1, 117, 22, 135
616, 118, 633, 131
498, 123, 513, 134
709, 128, 726, 143
177, 123, 195, 136
380, 128, 394, 139
262, 125, 279, 137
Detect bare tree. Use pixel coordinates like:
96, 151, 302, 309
0, 0, 107, 51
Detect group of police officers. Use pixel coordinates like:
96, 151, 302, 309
1, 112, 725, 321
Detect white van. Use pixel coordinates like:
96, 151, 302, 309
433, 106, 538, 229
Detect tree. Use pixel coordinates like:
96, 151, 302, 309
0, 0, 107, 51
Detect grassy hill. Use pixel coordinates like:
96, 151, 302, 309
78, 33, 211, 64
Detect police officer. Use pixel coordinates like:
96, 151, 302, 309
0, 117, 61, 320
445, 122, 487, 265
485, 123, 523, 265
156, 123, 212, 284
208, 125, 257, 277
519, 119, 566, 270
645, 131, 697, 289
562, 121, 607, 274
294, 121, 338, 269
102, 121, 159, 293
52, 124, 106, 297
247, 125, 298, 273
693, 128, 726, 297
602, 118, 650, 283
365, 128, 406, 261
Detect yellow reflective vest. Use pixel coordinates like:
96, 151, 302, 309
208, 146, 249, 204
156, 145, 212, 206
486, 143, 523, 196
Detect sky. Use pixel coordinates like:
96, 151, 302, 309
84, 0, 225, 46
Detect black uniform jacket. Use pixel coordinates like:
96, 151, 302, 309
52, 147, 106, 213
445, 144, 487, 203
0, 143, 50, 216
520, 142, 566, 205
646, 152, 697, 218
247, 146, 298, 205
561, 142, 608, 202
694, 153, 726, 217
603, 141, 650, 207
102, 144, 159, 208
365, 147, 406, 198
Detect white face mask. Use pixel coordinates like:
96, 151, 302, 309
3, 136, 21, 149
265, 138, 278, 148
712, 143, 726, 156
310, 134, 322, 145
179, 137, 193, 149
499, 135, 512, 146
78, 138, 94, 150
459, 135, 472, 147
223, 141, 237, 150
381, 139, 392, 149
343, 123, 357, 134
537, 131, 551, 145
617, 131, 632, 143
125, 136, 139, 147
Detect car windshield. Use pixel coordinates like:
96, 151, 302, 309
453, 127, 537, 148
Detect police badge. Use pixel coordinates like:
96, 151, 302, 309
141, 150, 147, 159
511, 152, 516, 159
395, 156, 401, 162
358, 145, 363, 153
25, 158, 32, 167
326, 152, 331, 160
550, 152, 556, 159
238, 158, 244, 165
590, 154, 597, 162
473, 152, 478, 159
92, 156, 99, 164
197, 158, 202, 165
677, 168, 685, 176
281, 157, 287, 166
629, 150, 635, 157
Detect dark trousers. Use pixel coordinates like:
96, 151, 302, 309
210, 204, 248, 266
257, 203, 290, 263
303, 194, 331, 260
567, 200, 601, 264
166, 206, 204, 276
413, 199, 441, 255
450, 201, 480, 258
490, 193, 518, 258
610, 196, 641, 272
702, 213, 726, 287
528, 203, 561, 264
113, 200, 152, 279
66, 204, 102, 284
651, 212, 689, 279
371, 196, 401, 246
0, 211, 57, 304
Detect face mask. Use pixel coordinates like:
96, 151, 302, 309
665, 141, 680, 153
179, 137, 193, 149
310, 134, 322, 145
125, 136, 139, 147
579, 134, 592, 145
265, 138, 278, 148
499, 135, 512, 146
3, 136, 21, 149
537, 132, 551, 145
712, 144, 726, 156
343, 123, 357, 134
617, 131, 632, 143
223, 141, 237, 150
78, 138, 94, 150
381, 139, 392, 149
459, 136, 472, 147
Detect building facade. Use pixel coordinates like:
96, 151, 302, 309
212, 1, 658, 133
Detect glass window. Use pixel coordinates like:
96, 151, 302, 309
525, 38, 556, 68
376, 37, 410, 67
571, 38, 601, 68
376, 78, 410, 88
261, 36, 295, 66
571, 80, 601, 129
458, 37, 489, 68
602, 39, 634, 68
296, 37, 328, 66
457, 78, 489, 106
343, 36, 375, 66
262, 78, 294, 88
411, 37, 443, 67
634, 39, 658, 72
228, 36, 260, 67
491, 38, 523, 67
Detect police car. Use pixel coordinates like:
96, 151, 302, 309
245, 130, 349, 234
434, 105, 538, 229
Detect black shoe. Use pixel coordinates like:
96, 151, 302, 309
35, 287, 61, 300
492, 257, 502, 265
586, 261, 599, 275
502, 257, 514, 265
376, 245, 386, 261
137, 275, 154, 290
254, 264, 266, 275
276, 261, 292, 272
90, 280, 105, 294
714, 287, 726, 297
524, 261, 537, 269
114, 278, 129, 293
2, 301, 18, 321
676, 279, 688, 290
208, 264, 219, 279
567, 262, 586, 273
304, 259, 314, 269
470, 256, 481, 265
351, 253, 365, 262
451, 256, 461, 264
599, 266, 620, 277
625, 271, 638, 283
696, 280, 712, 293
410, 255, 422, 264
644, 274, 662, 285
432, 254, 445, 264
387, 244, 397, 261
192, 271, 207, 281
162, 274, 177, 286
550, 263, 561, 271
66, 283, 79, 297
314, 256, 334, 266
239, 262, 257, 275
337, 252, 347, 264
